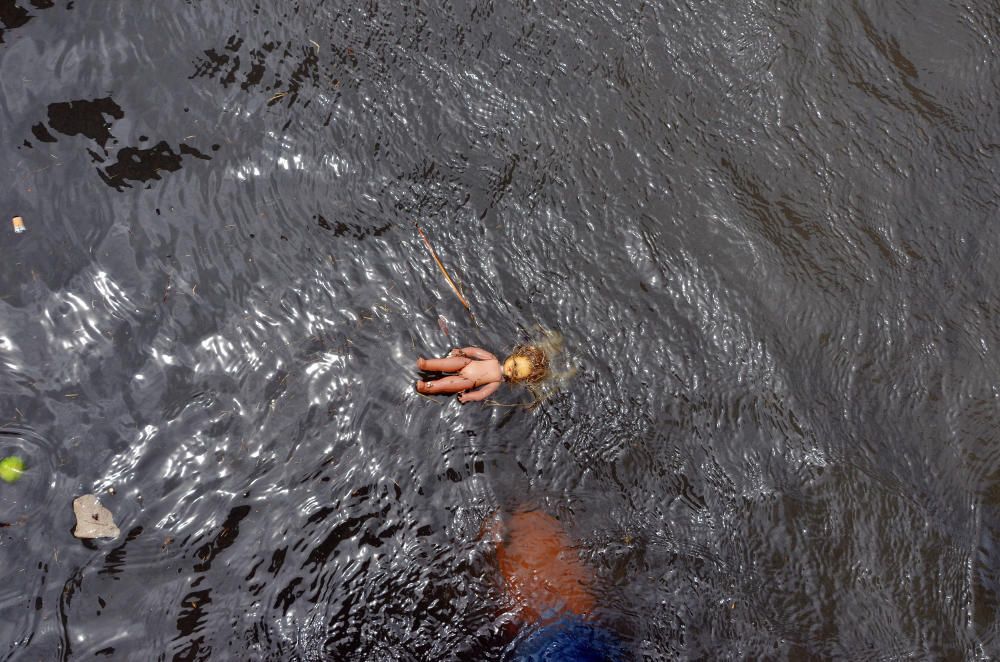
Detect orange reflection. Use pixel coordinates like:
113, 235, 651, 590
493, 510, 595, 623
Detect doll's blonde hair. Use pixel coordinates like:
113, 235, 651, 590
504, 344, 549, 384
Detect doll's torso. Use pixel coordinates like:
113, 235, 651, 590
460, 358, 502, 386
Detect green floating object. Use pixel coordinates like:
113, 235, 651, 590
0, 456, 25, 484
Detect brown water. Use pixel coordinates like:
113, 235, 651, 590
1, 0, 999, 658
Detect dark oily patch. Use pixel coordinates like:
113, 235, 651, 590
98, 141, 210, 190
0, 2, 32, 34
0, 0, 57, 44
315, 214, 391, 239
30, 122, 57, 143
45, 97, 124, 148
25, 95, 212, 190
73, 494, 120, 540
189, 31, 335, 104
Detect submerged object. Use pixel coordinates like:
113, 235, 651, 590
12, 216, 25, 233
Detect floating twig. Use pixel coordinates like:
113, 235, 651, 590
415, 224, 470, 310
415, 391, 445, 405
483, 399, 528, 409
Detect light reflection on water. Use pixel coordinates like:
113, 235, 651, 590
0, 0, 998, 659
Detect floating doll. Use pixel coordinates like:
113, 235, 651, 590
415, 344, 549, 404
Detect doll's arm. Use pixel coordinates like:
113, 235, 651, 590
450, 346, 497, 361
458, 381, 500, 403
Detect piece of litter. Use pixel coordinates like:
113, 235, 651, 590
415, 224, 471, 311
438, 315, 449, 336
0, 456, 24, 484
72, 494, 120, 540
12, 216, 25, 233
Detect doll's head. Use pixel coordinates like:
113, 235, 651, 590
502, 344, 549, 384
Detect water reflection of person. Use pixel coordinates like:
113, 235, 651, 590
487, 510, 624, 661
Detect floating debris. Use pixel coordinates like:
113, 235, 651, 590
0, 456, 24, 483
72, 494, 120, 540
12, 216, 25, 233
415, 223, 470, 310
485, 328, 576, 409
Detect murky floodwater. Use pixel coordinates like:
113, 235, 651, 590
1, 0, 999, 658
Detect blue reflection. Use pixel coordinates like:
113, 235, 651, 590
513, 616, 624, 662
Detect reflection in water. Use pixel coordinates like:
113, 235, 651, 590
494, 510, 595, 622
490, 510, 623, 660
0, 0, 998, 658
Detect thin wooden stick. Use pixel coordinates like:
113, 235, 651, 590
415, 224, 471, 310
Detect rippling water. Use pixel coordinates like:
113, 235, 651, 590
1, 0, 998, 658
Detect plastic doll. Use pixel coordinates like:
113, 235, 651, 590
416, 344, 548, 404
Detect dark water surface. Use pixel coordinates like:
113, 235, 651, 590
1, 0, 999, 658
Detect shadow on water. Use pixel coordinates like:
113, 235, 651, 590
1, 0, 999, 659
